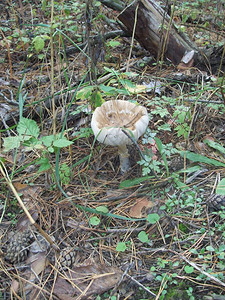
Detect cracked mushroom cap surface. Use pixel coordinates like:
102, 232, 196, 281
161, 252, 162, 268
91, 100, 149, 146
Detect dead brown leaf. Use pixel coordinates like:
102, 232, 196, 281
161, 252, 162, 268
29, 253, 48, 279
10, 279, 20, 295
14, 185, 42, 231
53, 262, 122, 300
129, 197, 155, 218
14, 182, 28, 191
24, 253, 49, 299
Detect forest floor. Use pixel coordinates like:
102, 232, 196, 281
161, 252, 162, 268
0, 0, 225, 299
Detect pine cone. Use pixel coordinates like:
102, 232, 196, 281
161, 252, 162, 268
4, 230, 33, 264
207, 194, 225, 210
57, 247, 76, 270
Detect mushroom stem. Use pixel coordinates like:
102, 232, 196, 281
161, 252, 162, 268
118, 144, 131, 174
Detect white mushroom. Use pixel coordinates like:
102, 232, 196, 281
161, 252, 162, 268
91, 100, 149, 173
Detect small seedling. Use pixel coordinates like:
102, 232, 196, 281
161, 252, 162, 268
116, 242, 127, 252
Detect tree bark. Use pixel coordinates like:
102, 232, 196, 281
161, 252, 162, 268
118, 0, 199, 65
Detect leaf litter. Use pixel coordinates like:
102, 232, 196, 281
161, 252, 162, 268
53, 262, 123, 300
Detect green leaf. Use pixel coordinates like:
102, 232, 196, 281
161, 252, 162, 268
216, 179, 225, 195
48, 146, 54, 153
41, 135, 55, 147
17, 117, 40, 138
94, 1, 101, 6
76, 86, 93, 100
204, 139, 225, 155
96, 206, 108, 213
151, 108, 169, 118
154, 137, 169, 176
99, 84, 117, 96
174, 178, 189, 190
91, 90, 104, 108
219, 244, 225, 252
23, 138, 43, 150
53, 138, 73, 148
108, 40, 120, 47
36, 157, 51, 171
181, 151, 225, 167
206, 245, 215, 252
123, 71, 138, 77
116, 242, 127, 252
184, 266, 194, 274
33, 36, 45, 52
147, 213, 160, 224
38, 54, 45, 60
177, 165, 201, 173
119, 176, 154, 188
3, 136, 22, 152
157, 123, 171, 131
138, 231, 149, 243
73, 128, 93, 140
89, 216, 100, 226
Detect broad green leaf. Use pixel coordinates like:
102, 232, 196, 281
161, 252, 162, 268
119, 176, 154, 188
76, 86, 93, 100
53, 138, 73, 148
41, 135, 55, 147
138, 231, 149, 243
89, 216, 100, 226
38, 54, 45, 59
33, 36, 45, 52
3, 136, 22, 152
204, 139, 225, 155
147, 213, 160, 224
117, 88, 130, 95
17, 117, 39, 138
184, 266, 194, 274
42, 0, 47, 10
116, 242, 127, 252
181, 151, 225, 167
216, 179, 225, 195
206, 245, 215, 252
108, 40, 120, 47
96, 206, 108, 213
23, 138, 43, 151
35, 157, 51, 172
91, 90, 104, 108
99, 84, 117, 96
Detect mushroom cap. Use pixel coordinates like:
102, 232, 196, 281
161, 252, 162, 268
91, 100, 149, 146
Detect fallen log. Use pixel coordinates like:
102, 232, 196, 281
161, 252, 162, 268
101, 0, 224, 72
118, 0, 199, 65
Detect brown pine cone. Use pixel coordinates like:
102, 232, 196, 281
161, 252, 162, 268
4, 230, 33, 264
57, 247, 76, 270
